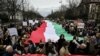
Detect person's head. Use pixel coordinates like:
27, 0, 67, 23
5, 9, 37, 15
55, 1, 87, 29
48, 39, 52, 43
6, 45, 13, 53
60, 34, 65, 39
23, 34, 27, 38
21, 38, 26, 43
96, 33, 100, 39
40, 39, 43, 43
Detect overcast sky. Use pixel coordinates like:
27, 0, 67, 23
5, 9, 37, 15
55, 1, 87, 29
27, 0, 81, 17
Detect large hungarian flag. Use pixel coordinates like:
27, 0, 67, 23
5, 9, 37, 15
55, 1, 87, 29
28, 20, 82, 43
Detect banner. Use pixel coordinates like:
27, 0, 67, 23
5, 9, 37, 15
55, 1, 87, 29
23, 21, 27, 26
8, 28, 18, 36
29, 20, 33, 24
32, 22, 35, 25
35, 20, 39, 23
77, 23, 85, 28
29, 20, 35, 25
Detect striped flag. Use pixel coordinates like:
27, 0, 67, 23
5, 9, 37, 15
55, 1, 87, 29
28, 20, 83, 43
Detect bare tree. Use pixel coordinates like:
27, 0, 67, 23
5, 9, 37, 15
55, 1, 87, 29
68, 0, 79, 8
64, 0, 80, 19
6, 0, 21, 20
0, 0, 23, 20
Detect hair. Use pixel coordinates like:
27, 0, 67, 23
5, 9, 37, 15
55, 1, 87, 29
60, 34, 64, 38
6, 45, 13, 53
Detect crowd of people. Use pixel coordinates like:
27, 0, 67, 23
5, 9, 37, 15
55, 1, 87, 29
55, 18, 100, 54
0, 19, 100, 56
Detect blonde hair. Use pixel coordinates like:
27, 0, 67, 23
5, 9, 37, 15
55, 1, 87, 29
6, 45, 13, 53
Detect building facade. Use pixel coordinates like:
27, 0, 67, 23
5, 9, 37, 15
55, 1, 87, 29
78, 0, 100, 19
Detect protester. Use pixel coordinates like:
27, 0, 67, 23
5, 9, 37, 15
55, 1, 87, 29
36, 40, 45, 54
59, 41, 71, 56
28, 40, 36, 54
57, 34, 66, 53
0, 19, 100, 56
45, 39, 57, 56
3, 45, 14, 56
68, 36, 80, 54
